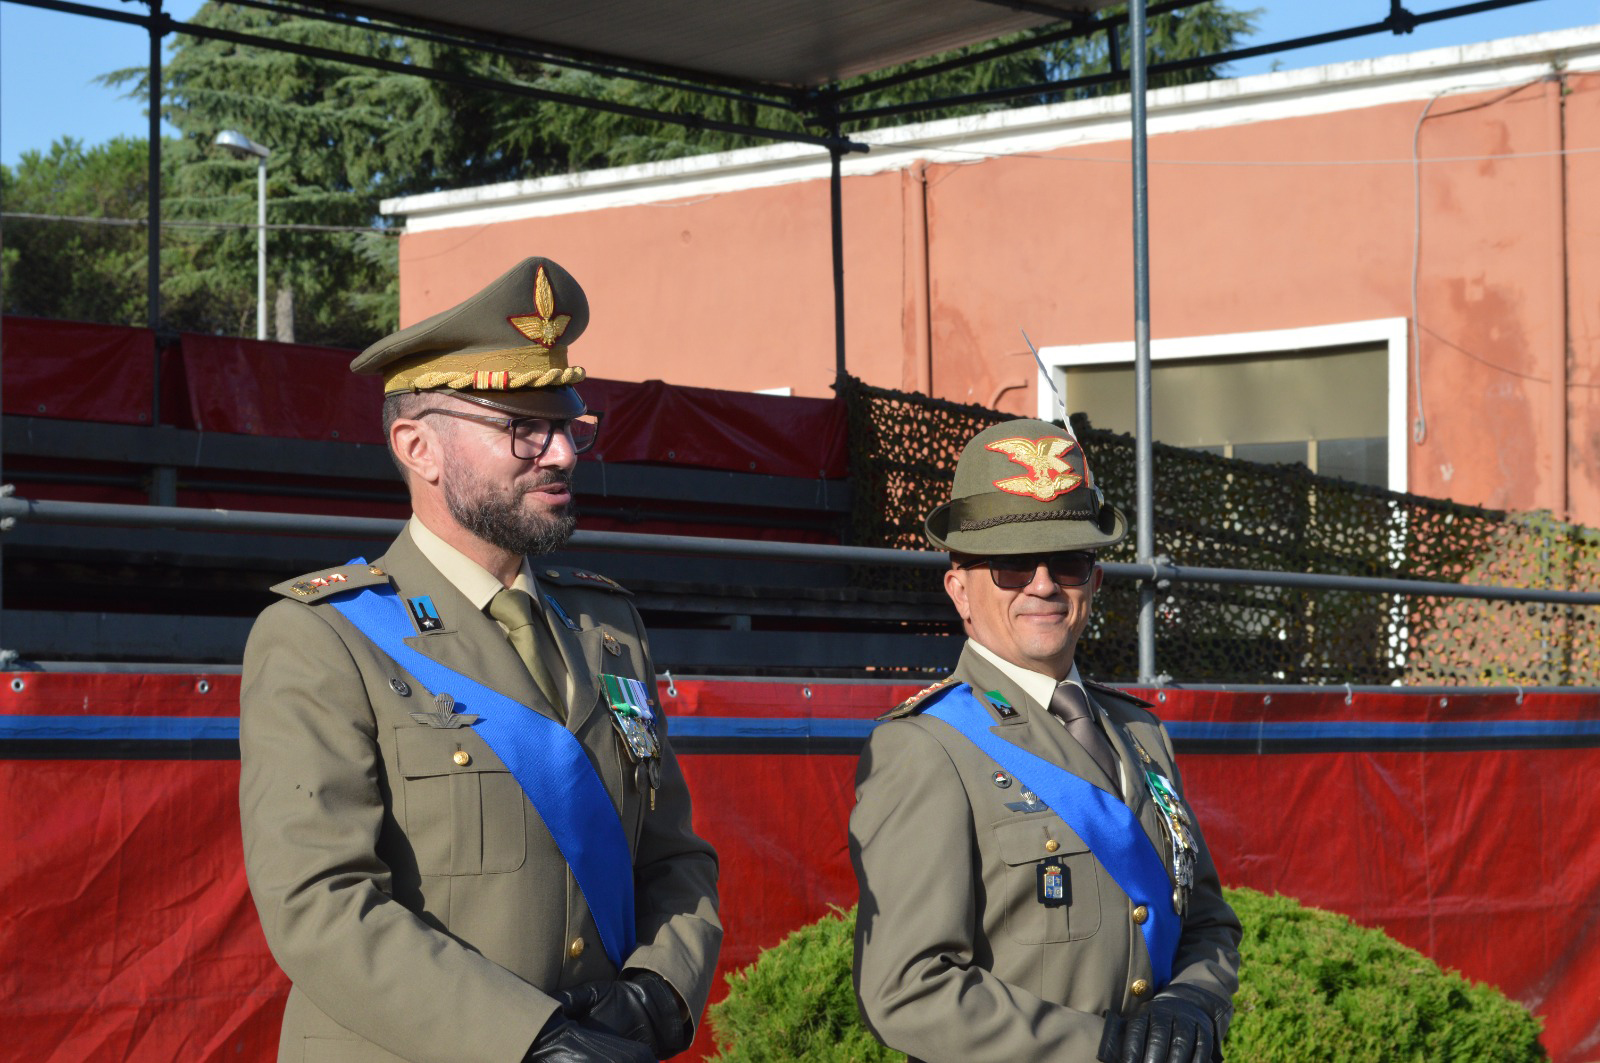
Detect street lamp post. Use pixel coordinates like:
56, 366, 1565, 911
213, 131, 272, 341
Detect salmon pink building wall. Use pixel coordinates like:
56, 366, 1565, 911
390, 28, 1600, 523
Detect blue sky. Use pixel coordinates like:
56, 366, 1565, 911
3, 0, 1599, 167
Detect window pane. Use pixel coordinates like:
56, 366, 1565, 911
1234, 441, 1308, 468
1318, 437, 1387, 487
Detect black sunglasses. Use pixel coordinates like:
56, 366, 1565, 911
959, 551, 1097, 590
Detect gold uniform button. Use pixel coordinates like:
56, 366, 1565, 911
1044, 838, 1060, 853
568, 937, 585, 959
1131, 979, 1151, 998
1132, 905, 1149, 924
452, 750, 471, 767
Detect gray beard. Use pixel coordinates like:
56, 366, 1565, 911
446, 473, 577, 557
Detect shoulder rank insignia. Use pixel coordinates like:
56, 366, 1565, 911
271, 563, 390, 602
410, 692, 478, 729
878, 676, 958, 721
540, 566, 632, 596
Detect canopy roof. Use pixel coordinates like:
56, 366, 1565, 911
305, 0, 1119, 89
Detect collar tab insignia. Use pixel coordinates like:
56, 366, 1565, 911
984, 689, 1019, 720
406, 595, 444, 633
545, 594, 579, 631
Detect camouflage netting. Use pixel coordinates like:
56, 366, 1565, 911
839, 375, 1600, 686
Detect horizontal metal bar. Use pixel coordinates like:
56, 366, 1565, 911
18, 662, 245, 675
1134, 560, 1600, 607
4, 494, 1597, 606
0, 496, 407, 539
8, 658, 1596, 699
3, 417, 850, 511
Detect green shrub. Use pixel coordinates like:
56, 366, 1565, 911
708, 905, 902, 1063
1226, 888, 1544, 1061
707, 890, 1545, 1062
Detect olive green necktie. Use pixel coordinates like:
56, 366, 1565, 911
487, 587, 563, 720
1049, 681, 1120, 786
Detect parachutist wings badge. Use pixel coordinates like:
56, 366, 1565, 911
986, 436, 1083, 501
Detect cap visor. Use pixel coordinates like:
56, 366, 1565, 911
449, 386, 586, 420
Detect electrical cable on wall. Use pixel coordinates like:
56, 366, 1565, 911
1408, 76, 1548, 446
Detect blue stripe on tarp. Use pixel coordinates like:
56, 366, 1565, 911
7, 715, 1600, 744
1164, 719, 1600, 742
666, 717, 879, 740
0, 716, 241, 741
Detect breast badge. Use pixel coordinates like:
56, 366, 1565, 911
410, 692, 477, 729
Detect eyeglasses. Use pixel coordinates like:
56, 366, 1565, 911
416, 408, 602, 459
959, 551, 1097, 590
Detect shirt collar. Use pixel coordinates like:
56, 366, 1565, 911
406, 515, 539, 611
967, 639, 1084, 712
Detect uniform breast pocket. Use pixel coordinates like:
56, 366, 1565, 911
394, 726, 527, 876
991, 816, 1101, 944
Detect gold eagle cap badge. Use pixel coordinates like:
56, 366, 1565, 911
506, 264, 572, 348
985, 435, 1084, 502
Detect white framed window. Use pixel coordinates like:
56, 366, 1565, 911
1037, 319, 1409, 492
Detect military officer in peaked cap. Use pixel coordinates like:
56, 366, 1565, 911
850, 419, 1239, 1063
240, 257, 721, 1063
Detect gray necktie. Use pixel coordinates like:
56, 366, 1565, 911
487, 588, 563, 719
1049, 681, 1120, 786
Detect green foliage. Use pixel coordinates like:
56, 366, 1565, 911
708, 906, 902, 1063
1226, 888, 1545, 1061
1, 137, 155, 324
706, 891, 1545, 1063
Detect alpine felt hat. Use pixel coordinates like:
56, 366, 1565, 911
350, 256, 588, 420
924, 418, 1127, 555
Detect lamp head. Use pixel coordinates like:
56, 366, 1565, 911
213, 130, 271, 160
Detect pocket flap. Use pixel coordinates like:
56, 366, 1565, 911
991, 815, 1089, 866
394, 724, 507, 779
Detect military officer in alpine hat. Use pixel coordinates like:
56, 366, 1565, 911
240, 257, 721, 1063
850, 418, 1240, 1063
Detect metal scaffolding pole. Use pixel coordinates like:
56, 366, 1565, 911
148, 0, 165, 423
1130, 0, 1157, 682
829, 113, 848, 384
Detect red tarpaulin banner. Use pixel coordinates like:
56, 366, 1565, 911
2, 674, 1595, 1062
1, 317, 159, 425
180, 333, 387, 443
5, 318, 849, 479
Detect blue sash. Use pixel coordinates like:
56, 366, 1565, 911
329, 579, 637, 969
924, 684, 1180, 985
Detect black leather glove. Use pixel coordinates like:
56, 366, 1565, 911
553, 970, 691, 1059
1098, 1012, 1127, 1063
522, 1014, 656, 1063
1118, 984, 1233, 1063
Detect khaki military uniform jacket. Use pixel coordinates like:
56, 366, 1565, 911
239, 530, 721, 1063
850, 644, 1239, 1062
